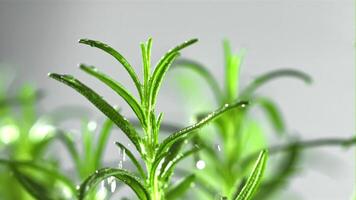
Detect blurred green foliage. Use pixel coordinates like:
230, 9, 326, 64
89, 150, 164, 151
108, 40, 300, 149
170, 40, 311, 199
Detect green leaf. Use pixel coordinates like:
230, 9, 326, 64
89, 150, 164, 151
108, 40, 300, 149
0, 159, 76, 195
56, 130, 81, 176
158, 100, 248, 156
148, 151, 169, 187
160, 145, 200, 181
172, 58, 222, 104
94, 119, 114, 169
155, 112, 164, 132
149, 38, 198, 107
240, 69, 312, 98
254, 97, 285, 135
48, 73, 142, 154
79, 39, 143, 100
141, 38, 153, 88
82, 120, 94, 174
149, 52, 180, 107
80, 64, 146, 126
10, 166, 52, 200
165, 174, 196, 200
129, 118, 182, 133
146, 38, 153, 67
223, 40, 243, 102
235, 150, 268, 200
159, 140, 184, 179
78, 168, 150, 200
254, 145, 300, 200
115, 142, 146, 179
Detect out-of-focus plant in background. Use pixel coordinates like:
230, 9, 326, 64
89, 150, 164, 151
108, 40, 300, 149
0, 70, 60, 199
169, 40, 312, 199
169, 40, 356, 200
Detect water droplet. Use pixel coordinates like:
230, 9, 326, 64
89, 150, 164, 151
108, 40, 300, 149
76, 185, 80, 190
241, 103, 246, 108
118, 160, 123, 169
223, 103, 229, 108
118, 146, 125, 169
122, 148, 126, 161
87, 121, 97, 131
104, 176, 117, 193
216, 144, 221, 152
96, 181, 107, 199
95, 170, 99, 174
110, 180, 117, 193
196, 160, 206, 170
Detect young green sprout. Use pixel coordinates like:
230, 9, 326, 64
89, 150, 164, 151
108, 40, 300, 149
49, 38, 252, 200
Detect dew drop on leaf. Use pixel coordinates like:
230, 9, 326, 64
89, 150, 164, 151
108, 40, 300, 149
87, 120, 97, 132
118, 160, 123, 169
110, 180, 117, 193
215, 144, 221, 152
122, 148, 126, 162
195, 160, 206, 170
96, 181, 108, 199
106, 176, 117, 193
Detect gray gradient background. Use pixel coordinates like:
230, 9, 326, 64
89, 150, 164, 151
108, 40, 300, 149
0, 0, 354, 199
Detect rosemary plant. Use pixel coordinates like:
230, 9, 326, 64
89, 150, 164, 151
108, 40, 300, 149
49, 37, 266, 200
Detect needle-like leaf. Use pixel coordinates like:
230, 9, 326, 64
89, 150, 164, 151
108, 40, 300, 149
235, 150, 268, 200
160, 146, 200, 182
115, 142, 146, 179
80, 64, 146, 126
0, 159, 76, 195
254, 97, 285, 135
56, 131, 81, 175
165, 174, 196, 200
254, 145, 300, 200
240, 69, 312, 98
158, 100, 248, 156
223, 40, 243, 102
79, 39, 143, 99
149, 52, 180, 107
78, 168, 150, 200
172, 58, 223, 104
149, 38, 198, 107
10, 167, 52, 200
94, 119, 114, 169
48, 73, 142, 154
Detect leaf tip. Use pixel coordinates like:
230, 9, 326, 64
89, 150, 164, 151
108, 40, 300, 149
78, 63, 90, 70
48, 72, 59, 79
78, 38, 89, 44
189, 38, 199, 44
